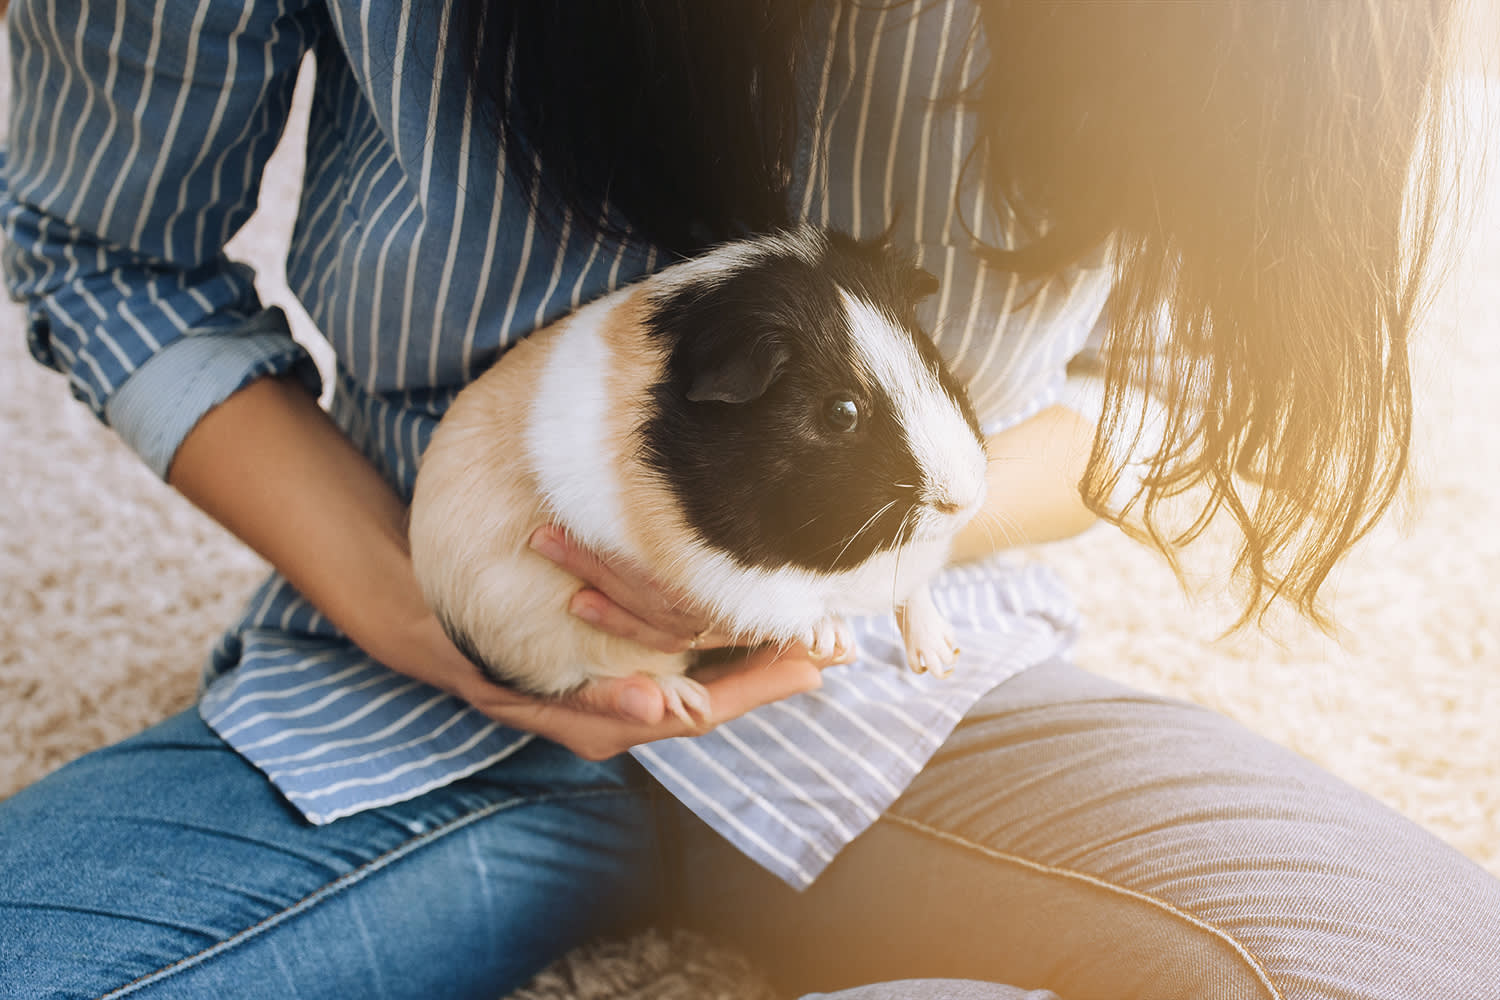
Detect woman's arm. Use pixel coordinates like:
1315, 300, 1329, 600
167, 374, 831, 760
948, 404, 1097, 564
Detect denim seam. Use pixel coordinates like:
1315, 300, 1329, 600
95, 786, 631, 1000
884, 812, 1284, 1000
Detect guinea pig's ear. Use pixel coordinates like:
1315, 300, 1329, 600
908, 266, 939, 301
685, 337, 790, 405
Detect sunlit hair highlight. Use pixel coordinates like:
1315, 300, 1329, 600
967, 0, 1468, 627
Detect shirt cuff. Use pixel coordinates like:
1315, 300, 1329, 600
104, 308, 321, 480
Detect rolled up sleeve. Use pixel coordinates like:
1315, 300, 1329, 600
103, 308, 319, 477
0, 0, 320, 477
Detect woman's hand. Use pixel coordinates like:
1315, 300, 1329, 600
469, 645, 828, 760
527, 525, 743, 654
167, 375, 830, 761
374, 609, 829, 761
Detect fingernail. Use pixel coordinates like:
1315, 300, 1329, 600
571, 599, 601, 625
529, 528, 564, 561
618, 685, 658, 723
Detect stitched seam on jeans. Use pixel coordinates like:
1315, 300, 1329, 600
95, 787, 629, 1000
885, 812, 1284, 1000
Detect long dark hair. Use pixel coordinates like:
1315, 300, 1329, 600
450, 0, 1467, 626
962, 1, 1466, 626
450, 1, 815, 257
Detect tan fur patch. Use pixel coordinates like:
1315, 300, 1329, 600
596, 288, 701, 576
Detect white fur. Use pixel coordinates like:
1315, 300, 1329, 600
409, 238, 988, 720
525, 293, 635, 556
661, 533, 954, 645
643, 227, 827, 300
839, 290, 988, 536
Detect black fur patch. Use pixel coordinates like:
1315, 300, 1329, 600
640, 230, 980, 573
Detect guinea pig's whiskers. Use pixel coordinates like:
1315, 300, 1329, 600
890, 503, 921, 612
983, 511, 1009, 551
968, 509, 1005, 553
830, 498, 902, 568
977, 507, 1028, 549
792, 510, 830, 538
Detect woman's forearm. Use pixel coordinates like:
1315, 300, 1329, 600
165, 375, 470, 687
949, 404, 1098, 564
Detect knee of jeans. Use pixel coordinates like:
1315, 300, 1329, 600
882, 686, 1500, 1000
775, 816, 1283, 1000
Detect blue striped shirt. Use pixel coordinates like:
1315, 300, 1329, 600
3, 0, 1110, 888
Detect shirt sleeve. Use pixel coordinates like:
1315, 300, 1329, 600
0, 0, 321, 478
796, 0, 1114, 437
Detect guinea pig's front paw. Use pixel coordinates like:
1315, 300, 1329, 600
653, 672, 712, 725
805, 615, 855, 662
897, 589, 960, 678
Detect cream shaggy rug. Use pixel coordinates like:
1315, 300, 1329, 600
1, 20, 1496, 999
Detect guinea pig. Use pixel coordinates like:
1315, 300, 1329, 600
408, 225, 989, 722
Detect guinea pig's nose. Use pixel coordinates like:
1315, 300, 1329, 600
933, 499, 963, 515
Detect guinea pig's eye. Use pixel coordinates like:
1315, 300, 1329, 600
822, 396, 860, 433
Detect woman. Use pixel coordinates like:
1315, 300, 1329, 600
1, 1, 1494, 997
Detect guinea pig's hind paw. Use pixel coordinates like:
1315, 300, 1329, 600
655, 673, 712, 725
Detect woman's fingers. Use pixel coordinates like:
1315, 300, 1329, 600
459, 676, 668, 759
461, 645, 829, 761
560, 646, 826, 733
510, 524, 848, 756
564, 672, 670, 725
529, 525, 723, 646
566, 587, 730, 653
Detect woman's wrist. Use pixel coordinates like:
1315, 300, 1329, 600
362, 606, 494, 702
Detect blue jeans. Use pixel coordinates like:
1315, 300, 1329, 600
3, 660, 1498, 999
0, 713, 662, 998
